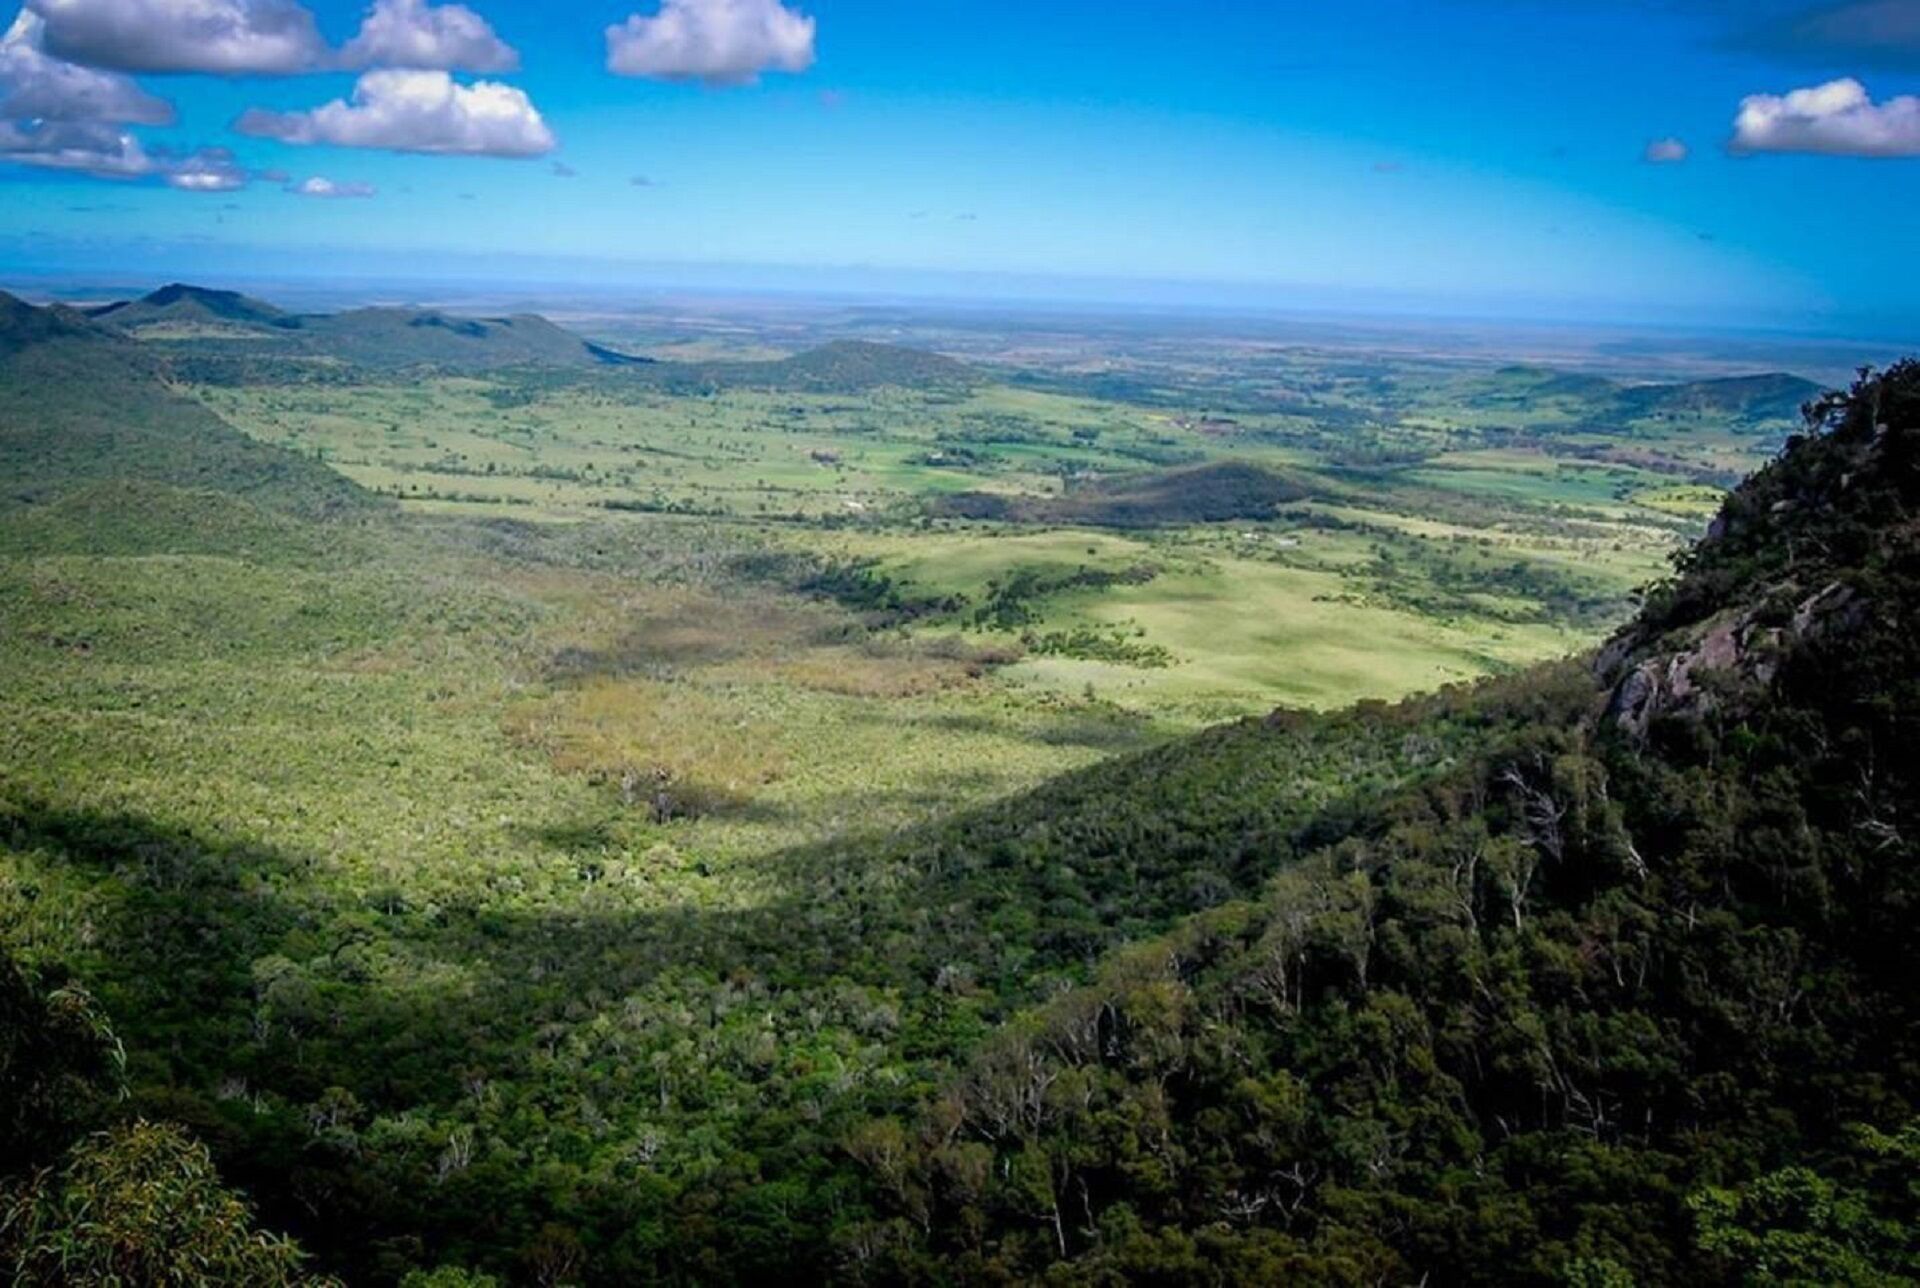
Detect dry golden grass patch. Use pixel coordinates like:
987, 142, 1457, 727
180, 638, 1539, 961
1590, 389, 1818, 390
499, 575, 1027, 815
504, 675, 787, 818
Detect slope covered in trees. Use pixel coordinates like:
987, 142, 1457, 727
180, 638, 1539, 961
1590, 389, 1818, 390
835, 363, 1920, 1282
0, 359, 1915, 1283
85, 283, 651, 372
932, 460, 1323, 528
0, 294, 374, 518
88, 283, 290, 331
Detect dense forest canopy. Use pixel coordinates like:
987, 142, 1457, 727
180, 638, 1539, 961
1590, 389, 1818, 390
831, 361, 1920, 1283
2, 354, 1916, 1283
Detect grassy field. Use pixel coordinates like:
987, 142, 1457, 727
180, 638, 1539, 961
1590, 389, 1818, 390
0, 507, 1163, 957
189, 358, 1723, 724
194, 381, 1157, 518
23, 335, 1695, 987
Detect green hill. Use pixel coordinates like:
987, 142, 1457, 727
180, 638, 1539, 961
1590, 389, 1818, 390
767, 339, 977, 390
640, 339, 978, 394
0, 292, 372, 518
1455, 365, 1822, 429
934, 459, 1323, 526
1480, 364, 1621, 401
88, 283, 652, 373
0, 294, 111, 354
1610, 371, 1825, 422
88, 283, 289, 333
284, 306, 650, 371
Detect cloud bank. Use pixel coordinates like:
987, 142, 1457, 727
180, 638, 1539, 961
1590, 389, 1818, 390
1732, 78, 1920, 157
0, 116, 244, 187
0, 8, 244, 189
607, 0, 815, 85
26, 0, 326, 75
236, 68, 555, 156
0, 117, 152, 175
0, 12, 174, 124
5, 0, 785, 191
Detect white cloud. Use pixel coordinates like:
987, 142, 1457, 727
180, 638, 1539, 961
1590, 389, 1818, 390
607, 0, 815, 86
0, 117, 152, 175
0, 117, 243, 187
287, 174, 376, 197
339, 0, 518, 73
26, 0, 327, 75
163, 146, 246, 189
1732, 78, 1920, 157
1644, 136, 1689, 163
0, 12, 173, 124
235, 69, 555, 156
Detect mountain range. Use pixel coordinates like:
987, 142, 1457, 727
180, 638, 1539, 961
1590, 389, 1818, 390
86, 283, 650, 372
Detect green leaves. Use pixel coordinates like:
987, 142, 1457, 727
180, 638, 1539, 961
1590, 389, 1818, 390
2, 1122, 328, 1287
0, 952, 123, 1173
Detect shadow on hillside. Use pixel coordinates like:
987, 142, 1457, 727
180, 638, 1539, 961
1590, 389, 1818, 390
0, 670, 1558, 1280
873, 706, 1167, 754
0, 674, 1531, 1091
0, 796, 310, 1044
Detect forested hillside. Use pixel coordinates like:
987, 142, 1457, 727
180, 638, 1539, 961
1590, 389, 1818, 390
0, 294, 374, 518
85, 284, 650, 373
1, 359, 1915, 1284
836, 362, 1920, 1282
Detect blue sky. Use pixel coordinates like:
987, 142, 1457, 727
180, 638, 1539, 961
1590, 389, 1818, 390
1, 0, 1917, 334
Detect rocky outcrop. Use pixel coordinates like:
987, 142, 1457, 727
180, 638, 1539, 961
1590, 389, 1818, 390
1599, 578, 1870, 738
1588, 359, 1920, 740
